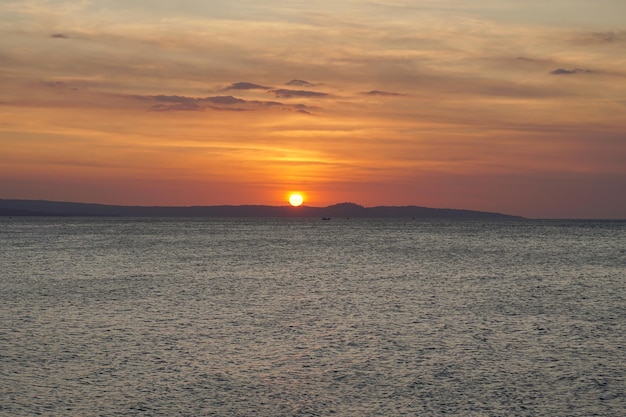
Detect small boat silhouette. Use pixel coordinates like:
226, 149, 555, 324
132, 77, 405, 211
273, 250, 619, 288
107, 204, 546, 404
321, 217, 331, 220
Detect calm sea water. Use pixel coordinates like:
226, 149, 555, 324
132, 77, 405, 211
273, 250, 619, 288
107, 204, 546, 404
1, 217, 624, 416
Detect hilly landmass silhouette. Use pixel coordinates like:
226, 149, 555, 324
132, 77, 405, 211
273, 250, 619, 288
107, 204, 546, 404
0, 199, 523, 219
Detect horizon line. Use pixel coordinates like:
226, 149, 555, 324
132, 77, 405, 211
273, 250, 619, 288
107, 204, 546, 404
2, 197, 622, 220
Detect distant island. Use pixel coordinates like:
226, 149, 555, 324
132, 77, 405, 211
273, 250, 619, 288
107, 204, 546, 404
0, 199, 523, 219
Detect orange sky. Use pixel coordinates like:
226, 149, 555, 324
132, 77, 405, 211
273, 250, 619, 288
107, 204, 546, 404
1, 1, 625, 218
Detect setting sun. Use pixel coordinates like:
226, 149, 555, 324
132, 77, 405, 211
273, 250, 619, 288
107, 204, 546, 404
288, 193, 304, 207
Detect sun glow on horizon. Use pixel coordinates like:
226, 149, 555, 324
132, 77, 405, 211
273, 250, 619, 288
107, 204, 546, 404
288, 193, 304, 207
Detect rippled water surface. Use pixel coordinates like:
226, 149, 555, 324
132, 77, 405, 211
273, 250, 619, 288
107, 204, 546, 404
1, 218, 625, 416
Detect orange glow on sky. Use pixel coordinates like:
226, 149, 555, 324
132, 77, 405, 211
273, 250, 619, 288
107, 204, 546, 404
0, 1, 625, 218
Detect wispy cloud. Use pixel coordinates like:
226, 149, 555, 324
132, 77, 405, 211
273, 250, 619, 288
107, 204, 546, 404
224, 82, 271, 91
143, 93, 308, 113
362, 90, 406, 97
50, 33, 70, 39
40, 80, 69, 89
590, 31, 626, 43
286, 79, 315, 87
551, 68, 594, 75
205, 96, 246, 105
148, 95, 203, 111
151, 103, 202, 112
269, 89, 329, 99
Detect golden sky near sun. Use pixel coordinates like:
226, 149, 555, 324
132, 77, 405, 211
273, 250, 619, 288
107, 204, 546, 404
0, 0, 625, 218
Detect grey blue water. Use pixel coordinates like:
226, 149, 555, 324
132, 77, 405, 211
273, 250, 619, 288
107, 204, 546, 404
1, 217, 624, 416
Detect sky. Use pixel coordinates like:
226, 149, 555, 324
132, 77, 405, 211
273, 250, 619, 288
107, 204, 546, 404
1, 0, 625, 218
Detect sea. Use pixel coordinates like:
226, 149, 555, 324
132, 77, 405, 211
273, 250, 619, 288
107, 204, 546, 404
0, 217, 624, 416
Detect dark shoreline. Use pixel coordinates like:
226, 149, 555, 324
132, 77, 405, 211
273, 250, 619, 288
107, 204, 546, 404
0, 199, 523, 219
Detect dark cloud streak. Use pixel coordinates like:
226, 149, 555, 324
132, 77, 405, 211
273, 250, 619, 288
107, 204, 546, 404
205, 95, 246, 105
224, 82, 271, 91
551, 68, 594, 75
150, 103, 201, 112
362, 90, 406, 96
153, 95, 196, 103
591, 31, 626, 43
143, 93, 311, 113
269, 89, 329, 99
286, 79, 315, 87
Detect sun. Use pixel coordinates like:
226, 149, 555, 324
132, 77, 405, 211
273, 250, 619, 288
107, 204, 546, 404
288, 193, 304, 207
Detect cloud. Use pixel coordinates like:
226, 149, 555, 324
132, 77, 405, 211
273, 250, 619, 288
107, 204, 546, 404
36, 80, 79, 92
151, 102, 202, 112
362, 90, 406, 96
591, 31, 626, 43
204, 106, 249, 112
150, 95, 201, 111
204, 95, 246, 105
517, 56, 540, 62
153, 95, 195, 103
286, 79, 315, 87
291, 103, 317, 115
149, 95, 247, 111
41, 81, 67, 88
269, 89, 329, 99
551, 68, 594, 75
152, 94, 246, 106
143, 93, 312, 113
224, 82, 271, 91
247, 100, 283, 107
50, 33, 70, 39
